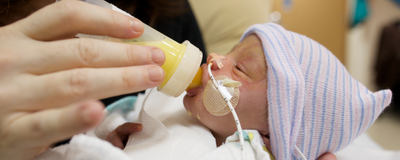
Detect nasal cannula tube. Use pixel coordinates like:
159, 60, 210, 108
207, 63, 245, 160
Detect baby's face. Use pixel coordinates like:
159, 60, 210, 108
183, 34, 269, 141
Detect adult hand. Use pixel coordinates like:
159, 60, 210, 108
0, 1, 165, 160
105, 122, 143, 149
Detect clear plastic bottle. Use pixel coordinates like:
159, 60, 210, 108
124, 25, 203, 97
76, 0, 203, 97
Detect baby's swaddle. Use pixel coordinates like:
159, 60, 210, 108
241, 23, 392, 160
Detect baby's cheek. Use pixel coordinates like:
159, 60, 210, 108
183, 91, 204, 117
196, 102, 212, 121
202, 76, 240, 116
198, 114, 220, 131
200, 106, 237, 131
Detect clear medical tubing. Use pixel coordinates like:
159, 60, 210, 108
294, 145, 307, 160
207, 63, 245, 160
75, 0, 203, 97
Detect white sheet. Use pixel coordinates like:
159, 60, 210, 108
35, 88, 217, 160
122, 89, 217, 160
35, 88, 400, 160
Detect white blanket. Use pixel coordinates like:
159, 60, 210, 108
35, 89, 269, 160
34, 88, 400, 160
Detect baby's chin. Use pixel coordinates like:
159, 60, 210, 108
183, 87, 204, 114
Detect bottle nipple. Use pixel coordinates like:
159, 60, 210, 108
186, 67, 203, 90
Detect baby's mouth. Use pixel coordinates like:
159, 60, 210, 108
186, 64, 208, 97
186, 86, 202, 97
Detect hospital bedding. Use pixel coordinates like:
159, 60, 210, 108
34, 88, 400, 160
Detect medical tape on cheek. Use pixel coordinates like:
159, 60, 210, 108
204, 62, 246, 159
203, 54, 242, 116
203, 75, 241, 116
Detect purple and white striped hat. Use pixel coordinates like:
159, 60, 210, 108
240, 23, 392, 160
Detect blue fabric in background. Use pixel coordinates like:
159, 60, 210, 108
106, 96, 137, 115
283, 0, 293, 11
392, 0, 400, 6
352, 0, 369, 27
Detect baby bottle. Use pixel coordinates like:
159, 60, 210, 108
76, 0, 203, 97
126, 24, 203, 97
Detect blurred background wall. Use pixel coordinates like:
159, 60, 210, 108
189, 0, 273, 55
273, 0, 347, 64
346, 0, 400, 150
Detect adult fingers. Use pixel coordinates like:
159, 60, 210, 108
14, 0, 143, 41
316, 152, 337, 160
4, 100, 104, 148
14, 65, 164, 110
19, 39, 165, 75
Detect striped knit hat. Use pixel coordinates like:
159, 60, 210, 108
240, 23, 392, 160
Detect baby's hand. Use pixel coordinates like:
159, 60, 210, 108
105, 123, 143, 149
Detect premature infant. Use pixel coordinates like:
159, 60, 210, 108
106, 23, 392, 160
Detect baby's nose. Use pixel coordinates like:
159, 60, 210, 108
206, 53, 224, 71
209, 60, 220, 71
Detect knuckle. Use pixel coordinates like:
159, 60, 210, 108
30, 118, 45, 138
125, 46, 142, 65
0, 86, 17, 108
0, 55, 16, 70
76, 39, 99, 66
0, 115, 23, 148
108, 10, 120, 30
68, 69, 90, 97
121, 68, 140, 88
0, 126, 11, 148
55, 1, 81, 22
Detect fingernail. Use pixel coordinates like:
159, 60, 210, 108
147, 66, 164, 82
135, 124, 143, 131
130, 18, 143, 32
151, 48, 165, 66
